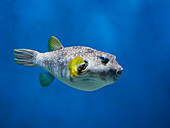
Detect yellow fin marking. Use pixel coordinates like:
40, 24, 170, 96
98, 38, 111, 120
68, 56, 84, 77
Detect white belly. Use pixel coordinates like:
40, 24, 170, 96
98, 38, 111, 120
53, 71, 114, 91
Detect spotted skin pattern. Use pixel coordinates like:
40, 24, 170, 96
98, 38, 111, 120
35, 46, 123, 91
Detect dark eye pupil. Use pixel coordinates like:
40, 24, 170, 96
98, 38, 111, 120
100, 56, 109, 65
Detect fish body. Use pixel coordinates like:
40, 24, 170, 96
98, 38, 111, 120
14, 36, 123, 91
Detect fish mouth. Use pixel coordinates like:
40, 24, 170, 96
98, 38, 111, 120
110, 68, 123, 81
116, 70, 122, 76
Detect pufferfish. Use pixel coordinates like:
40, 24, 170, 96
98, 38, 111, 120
13, 36, 123, 91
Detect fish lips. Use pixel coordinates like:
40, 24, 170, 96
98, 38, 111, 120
109, 69, 122, 81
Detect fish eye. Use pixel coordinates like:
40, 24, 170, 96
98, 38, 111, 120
77, 60, 88, 74
100, 56, 109, 65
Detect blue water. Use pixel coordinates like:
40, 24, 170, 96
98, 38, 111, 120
0, 0, 170, 128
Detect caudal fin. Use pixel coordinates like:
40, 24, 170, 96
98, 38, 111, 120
14, 49, 38, 67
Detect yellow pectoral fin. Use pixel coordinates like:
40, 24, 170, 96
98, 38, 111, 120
68, 56, 84, 77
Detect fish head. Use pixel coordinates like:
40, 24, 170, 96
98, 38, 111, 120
68, 50, 123, 91
84, 52, 123, 83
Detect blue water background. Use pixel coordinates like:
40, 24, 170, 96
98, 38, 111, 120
0, 0, 170, 128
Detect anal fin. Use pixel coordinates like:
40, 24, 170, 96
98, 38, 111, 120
39, 72, 55, 87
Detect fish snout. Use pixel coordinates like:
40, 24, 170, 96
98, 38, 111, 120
116, 68, 122, 76
109, 66, 123, 76
116, 66, 123, 76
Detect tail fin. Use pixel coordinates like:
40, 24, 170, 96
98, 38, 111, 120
14, 49, 38, 67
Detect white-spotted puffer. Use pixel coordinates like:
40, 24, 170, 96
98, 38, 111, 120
14, 36, 123, 91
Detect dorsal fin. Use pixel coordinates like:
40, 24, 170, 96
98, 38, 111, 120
48, 36, 63, 51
